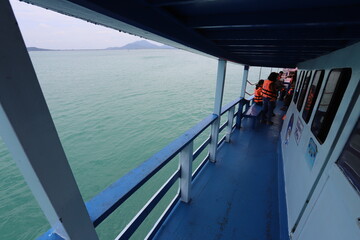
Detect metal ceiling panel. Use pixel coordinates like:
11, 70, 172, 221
23, 0, 360, 67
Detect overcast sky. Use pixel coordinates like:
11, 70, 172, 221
9, 0, 155, 49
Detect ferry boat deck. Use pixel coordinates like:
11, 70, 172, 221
155, 104, 287, 240
2, 0, 360, 239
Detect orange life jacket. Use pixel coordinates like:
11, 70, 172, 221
254, 87, 263, 103
288, 87, 294, 95
262, 79, 277, 101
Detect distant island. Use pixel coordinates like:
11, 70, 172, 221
27, 47, 53, 51
106, 40, 173, 50
27, 40, 173, 51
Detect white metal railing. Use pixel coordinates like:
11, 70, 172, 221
2, 2, 254, 238
37, 97, 249, 239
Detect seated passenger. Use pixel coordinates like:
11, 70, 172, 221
254, 79, 264, 106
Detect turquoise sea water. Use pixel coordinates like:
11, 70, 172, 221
0, 49, 278, 239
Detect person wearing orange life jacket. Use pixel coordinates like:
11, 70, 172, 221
254, 79, 264, 105
261, 72, 278, 125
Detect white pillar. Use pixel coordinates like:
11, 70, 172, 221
0, 1, 98, 239
259, 66, 262, 80
225, 106, 235, 142
179, 141, 193, 203
240, 65, 249, 98
209, 59, 227, 163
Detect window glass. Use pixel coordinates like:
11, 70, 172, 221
311, 68, 352, 144
297, 71, 312, 111
293, 71, 304, 104
337, 120, 360, 194
302, 70, 324, 123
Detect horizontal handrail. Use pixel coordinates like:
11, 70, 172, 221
39, 97, 246, 239
193, 137, 211, 160
146, 194, 181, 239
219, 120, 228, 133
117, 170, 180, 239
234, 110, 239, 118
86, 113, 218, 226
221, 97, 241, 115
235, 98, 250, 129
218, 135, 226, 146
192, 154, 210, 181
38, 230, 62, 240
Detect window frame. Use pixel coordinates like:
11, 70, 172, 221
297, 71, 313, 112
302, 70, 325, 123
293, 71, 304, 104
311, 68, 352, 144
336, 119, 360, 195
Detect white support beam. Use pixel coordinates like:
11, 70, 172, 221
0, 1, 98, 239
179, 141, 193, 203
225, 106, 235, 143
259, 66, 262, 80
209, 59, 227, 163
240, 65, 250, 98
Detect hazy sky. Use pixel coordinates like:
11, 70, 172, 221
9, 0, 154, 49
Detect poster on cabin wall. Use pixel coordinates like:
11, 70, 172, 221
294, 117, 304, 145
305, 137, 317, 168
285, 114, 294, 145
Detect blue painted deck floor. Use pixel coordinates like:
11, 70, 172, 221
155, 106, 285, 240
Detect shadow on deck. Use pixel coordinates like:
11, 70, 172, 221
155, 105, 287, 240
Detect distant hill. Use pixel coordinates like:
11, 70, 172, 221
26, 40, 173, 51
27, 47, 52, 51
106, 40, 173, 50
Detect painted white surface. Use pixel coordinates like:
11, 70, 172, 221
294, 95, 360, 240
179, 141, 193, 203
240, 65, 249, 98
209, 59, 226, 162
280, 42, 360, 238
297, 168, 360, 240
0, 1, 98, 239
225, 106, 235, 142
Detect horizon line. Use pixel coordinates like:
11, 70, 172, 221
26, 40, 173, 51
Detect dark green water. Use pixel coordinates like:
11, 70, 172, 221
0, 49, 277, 239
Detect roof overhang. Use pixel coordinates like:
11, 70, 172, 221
22, 0, 360, 68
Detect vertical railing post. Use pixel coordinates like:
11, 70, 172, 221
236, 65, 249, 129
225, 106, 235, 142
236, 100, 244, 129
179, 141, 193, 203
240, 65, 250, 98
209, 59, 227, 163
0, 1, 98, 239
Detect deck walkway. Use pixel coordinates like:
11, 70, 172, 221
154, 105, 287, 240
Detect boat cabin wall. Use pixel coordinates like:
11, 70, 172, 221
280, 42, 360, 239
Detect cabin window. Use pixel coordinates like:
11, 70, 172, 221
336, 120, 360, 194
311, 68, 352, 144
293, 71, 304, 104
302, 70, 325, 123
297, 71, 312, 112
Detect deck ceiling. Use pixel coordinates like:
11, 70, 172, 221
24, 0, 360, 67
